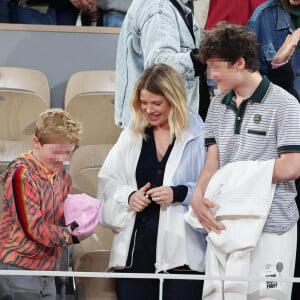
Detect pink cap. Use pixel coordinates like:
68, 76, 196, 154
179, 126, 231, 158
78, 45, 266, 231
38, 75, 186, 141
64, 193, 102, 239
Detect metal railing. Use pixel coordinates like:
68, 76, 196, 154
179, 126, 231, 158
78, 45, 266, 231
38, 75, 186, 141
1, 269, 299, 300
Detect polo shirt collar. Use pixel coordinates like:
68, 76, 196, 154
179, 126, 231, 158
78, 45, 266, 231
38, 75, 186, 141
221, 75, 271, 107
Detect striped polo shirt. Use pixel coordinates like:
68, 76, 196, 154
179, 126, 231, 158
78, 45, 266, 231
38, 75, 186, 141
205, 76, 300, 234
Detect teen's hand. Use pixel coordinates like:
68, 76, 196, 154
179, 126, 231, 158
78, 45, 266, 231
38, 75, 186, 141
129, 182, 151, 212
146, 186, 173, 204
190, 189, 225, 234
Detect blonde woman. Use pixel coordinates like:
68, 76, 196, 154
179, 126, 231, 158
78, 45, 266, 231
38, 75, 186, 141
98, 63, 206, 300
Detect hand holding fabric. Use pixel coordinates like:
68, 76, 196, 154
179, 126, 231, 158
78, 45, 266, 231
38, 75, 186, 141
190, 189, 225, 234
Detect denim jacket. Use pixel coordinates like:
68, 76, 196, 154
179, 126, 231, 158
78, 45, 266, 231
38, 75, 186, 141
247, 0, 300, 95
115, 0, 200, 128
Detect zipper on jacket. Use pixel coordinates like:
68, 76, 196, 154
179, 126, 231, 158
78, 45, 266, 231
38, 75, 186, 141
124, 229, 138, 269
49, 182, 56, 225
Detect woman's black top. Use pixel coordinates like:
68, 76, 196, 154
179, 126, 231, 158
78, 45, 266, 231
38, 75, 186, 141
124, 127, 187, 272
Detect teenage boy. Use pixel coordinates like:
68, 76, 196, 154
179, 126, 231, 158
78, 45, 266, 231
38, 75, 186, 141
0, 109, 82, 299
191, 23, 300, 298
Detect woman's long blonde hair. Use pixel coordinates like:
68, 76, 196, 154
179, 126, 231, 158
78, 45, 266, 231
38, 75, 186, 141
131, 64, 188, 142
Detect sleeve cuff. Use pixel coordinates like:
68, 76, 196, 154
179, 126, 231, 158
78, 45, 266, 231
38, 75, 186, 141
71, 235, 80, 244
267, 61, 294, 85
271, 61, 288, 69
171, 185, 188, 203
205, 137, 216, 146
278, 145, 300, 153
128, 191, 136, 204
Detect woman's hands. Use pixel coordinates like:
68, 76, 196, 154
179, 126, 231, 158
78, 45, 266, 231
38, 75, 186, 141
129, 183, 174, 212
146, 186, 173, 205
129, 182, 151, 212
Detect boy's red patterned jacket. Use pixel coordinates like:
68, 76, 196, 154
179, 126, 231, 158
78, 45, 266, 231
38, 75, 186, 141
0, 154, 74, 270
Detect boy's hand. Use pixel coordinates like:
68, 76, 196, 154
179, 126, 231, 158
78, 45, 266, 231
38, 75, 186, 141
190, 190, 225, 234
146, 186, 173, 204
129, 182, 151, 212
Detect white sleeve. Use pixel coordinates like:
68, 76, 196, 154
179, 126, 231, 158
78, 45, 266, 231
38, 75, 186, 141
97, 130, 136, 232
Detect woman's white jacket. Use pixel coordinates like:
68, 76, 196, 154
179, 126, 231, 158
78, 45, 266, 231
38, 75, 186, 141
97, 110, 207, 272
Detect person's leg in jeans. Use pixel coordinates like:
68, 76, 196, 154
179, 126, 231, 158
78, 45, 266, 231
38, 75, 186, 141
8, 1, 55, 24
0, 262, 56, 300
163, 268, 204, 300
40, 276, 56, 300
55, 2, 79, 25
0, 0, 9, 22
102, 12, 125, 27
116, 277, 159, 300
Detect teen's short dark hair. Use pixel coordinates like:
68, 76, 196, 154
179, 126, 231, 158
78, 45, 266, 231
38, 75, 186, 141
198, 22, 260, 72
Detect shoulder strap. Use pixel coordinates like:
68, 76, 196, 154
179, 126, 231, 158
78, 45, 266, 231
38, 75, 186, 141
169, 0, 195, 44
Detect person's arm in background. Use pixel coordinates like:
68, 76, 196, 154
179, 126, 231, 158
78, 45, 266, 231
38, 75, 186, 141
70, 0, 95, 12
247, 8, 299, 100
0, 0, 9, 23
247, 12, 300, 100
267, 29, 300, 101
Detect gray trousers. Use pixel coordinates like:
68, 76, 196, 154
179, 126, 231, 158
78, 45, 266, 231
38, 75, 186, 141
0, 262, 56, 300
